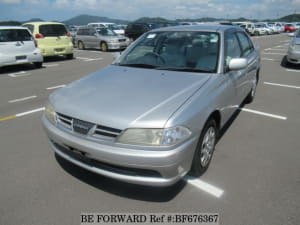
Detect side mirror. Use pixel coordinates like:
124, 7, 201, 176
229, 58, 248, 70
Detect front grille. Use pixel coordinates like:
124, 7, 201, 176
56, 112, 122, 140
118, 39, 126, 42
54, 142, 162, 178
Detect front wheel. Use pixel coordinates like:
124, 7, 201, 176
190, 120, 217, 177
100, 42, 108, 52
33, 62, 42, 68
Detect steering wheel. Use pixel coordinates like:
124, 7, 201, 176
144, 52, 165, 65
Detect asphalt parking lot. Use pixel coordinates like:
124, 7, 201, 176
0, 33, 299, 225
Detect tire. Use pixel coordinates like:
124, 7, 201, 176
245, 71, 259, 104
33, 62, 42, 68
100, 42, 108, 52
78, 41, 85, 50
281, 55, 290, 68
255, 31, 259, 36
190, 119, 218, 177
66, 53, 74, 60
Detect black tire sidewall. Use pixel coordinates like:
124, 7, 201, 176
190, 119, 217, 177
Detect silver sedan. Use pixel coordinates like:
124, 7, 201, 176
286, 30, 300, 65
43, 25, 261, 187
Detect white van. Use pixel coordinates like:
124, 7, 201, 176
87, 22, 124, 35
0, 26, 43, 68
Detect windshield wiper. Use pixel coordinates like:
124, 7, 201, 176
156, 67, 215, 73
117, 63, 157, 69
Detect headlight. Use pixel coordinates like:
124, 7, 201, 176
117, 126, 191, 147
108, 39, 118, 43
45, 102, 56, 123
289, 43, 296, 50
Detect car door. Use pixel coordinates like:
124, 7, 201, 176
236, 32, 258, 99
88, 28, 99, 49
224, 31, 247, 106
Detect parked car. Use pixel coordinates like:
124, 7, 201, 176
22, 22, 74, 59
124, 23, 151, 40
75, 27, 130, 51
285, 30, 300, 65
87, 22, 124, 35
42, 24, 260, 187
0, 26, 43, 68
284, 23, 296, 33
254, 24, 268, 35
235, 22, 256, 36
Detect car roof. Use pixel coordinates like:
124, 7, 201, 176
22, 22, 66, 26
0, 26, 29, 30
151, 24, 239, 33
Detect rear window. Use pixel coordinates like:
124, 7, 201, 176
0, 29, 32, 42
39, 24, 67, 37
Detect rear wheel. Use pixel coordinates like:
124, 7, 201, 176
100, 42, 108, 52
245, 71, 258, 104
33, 62, 42, 68
190, 120, 217, 176
78, 41, 85, 50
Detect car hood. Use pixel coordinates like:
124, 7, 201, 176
50, 65, 211, 130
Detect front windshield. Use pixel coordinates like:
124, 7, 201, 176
97, 28, 117, 36
108, 24, 120, 30
115, 31, 220, 73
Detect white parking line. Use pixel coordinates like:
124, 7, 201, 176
240, 108, 287, 120
76, 57, 103, 62
84, 57, 103, 62
8, 71, 31, 77
46, 84, 66, 90
262, 52, 285, 55
265, 49, 286, 52
184, 176, 224, 198
286, 69, 300, 73
264, 82, 300, 89
44, 63, 59, 68
76, 56, 90, 60
262, 58, 275, 61
15, 107, 45, 117
8, 95, 37, 103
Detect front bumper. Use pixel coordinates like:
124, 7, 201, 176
107, 42, 129, 50
287, 49, 300, 64
42, 115, 198, 187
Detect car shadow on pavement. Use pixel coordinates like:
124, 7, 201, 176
280, 55, 300, 69
217, 103, 244, 144
0, 63, 40, 74
55, 153, 186, 202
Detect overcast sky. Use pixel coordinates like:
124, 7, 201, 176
0, 0, 299, 21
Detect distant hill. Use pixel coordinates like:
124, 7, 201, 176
1, 13, 299, 27
279, 14, 300, 22
62, 14, 130, 25
0, 21, 21, 26
24, 18, 44, 23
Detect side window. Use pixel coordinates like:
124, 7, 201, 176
236, 32, 254, 57
82, 29, 88, 35
225, 32, 242, 66
88, 29, 96, 36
